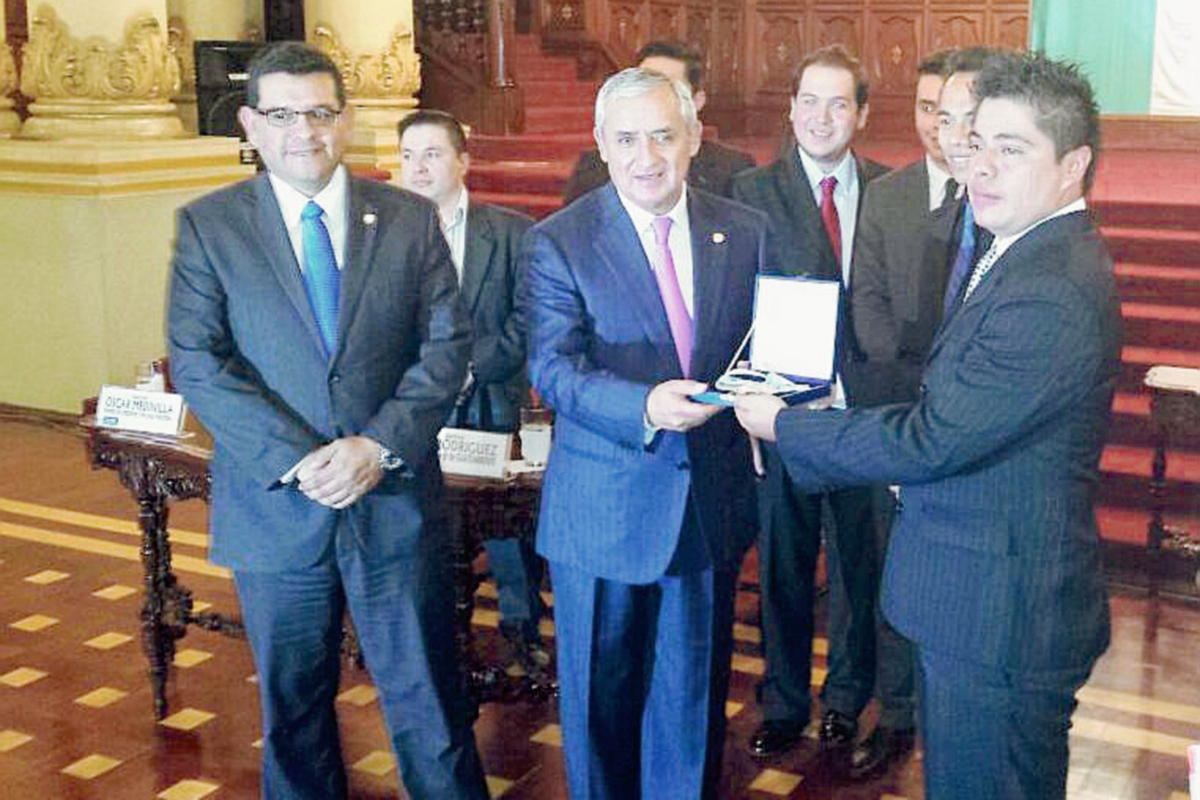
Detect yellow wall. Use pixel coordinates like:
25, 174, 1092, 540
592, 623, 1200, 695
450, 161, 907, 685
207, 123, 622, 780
0, 138, 253, 413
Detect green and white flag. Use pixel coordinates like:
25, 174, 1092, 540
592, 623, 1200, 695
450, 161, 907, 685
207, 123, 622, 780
1032, 0, 1199, 115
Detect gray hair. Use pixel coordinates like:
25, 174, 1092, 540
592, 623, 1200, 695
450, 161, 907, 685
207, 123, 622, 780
593, 67, 698, 138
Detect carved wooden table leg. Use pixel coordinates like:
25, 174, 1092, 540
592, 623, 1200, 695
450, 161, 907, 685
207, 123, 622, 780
132, 470, 184, 720
1148, 404, 1168, 597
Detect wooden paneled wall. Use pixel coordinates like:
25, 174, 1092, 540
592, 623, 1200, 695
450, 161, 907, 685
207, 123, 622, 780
573, 0, 1028, 140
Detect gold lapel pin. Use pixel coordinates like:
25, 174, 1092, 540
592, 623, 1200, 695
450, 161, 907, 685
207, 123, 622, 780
712, 232, 727, 244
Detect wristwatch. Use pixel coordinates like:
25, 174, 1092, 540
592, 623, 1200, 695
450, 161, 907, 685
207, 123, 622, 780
378, 444, 405, 472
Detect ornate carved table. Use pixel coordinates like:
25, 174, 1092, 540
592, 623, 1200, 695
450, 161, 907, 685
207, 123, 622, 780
81, 409, 544, 719
1145, 366, 1200, 591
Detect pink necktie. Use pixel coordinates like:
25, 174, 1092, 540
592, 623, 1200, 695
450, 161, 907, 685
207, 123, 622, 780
820, 175, 842, 274
651, 216, 693, 377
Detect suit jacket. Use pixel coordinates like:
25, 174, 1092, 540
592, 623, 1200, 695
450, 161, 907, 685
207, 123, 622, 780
774, 212, 1121, 673
167, 172, 469, 571
524, 184, 765, 582
850, 159, 952, 406
562, 138, 756, 204
731, 148, 889, 394
453, 202, 534, 433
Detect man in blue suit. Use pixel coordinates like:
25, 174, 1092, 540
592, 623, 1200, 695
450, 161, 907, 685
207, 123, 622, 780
397, 109, 549, 677
524, 67, 765, 799
167, 42, 489, 799
735, 51, 1119, 799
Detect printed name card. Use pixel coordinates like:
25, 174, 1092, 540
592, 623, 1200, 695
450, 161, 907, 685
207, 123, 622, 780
95, 385, 188, 436
437, 428, 513, 479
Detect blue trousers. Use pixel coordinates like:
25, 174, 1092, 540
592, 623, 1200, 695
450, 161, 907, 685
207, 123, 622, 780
234, 524, 489, 800
550, 559, 738, 800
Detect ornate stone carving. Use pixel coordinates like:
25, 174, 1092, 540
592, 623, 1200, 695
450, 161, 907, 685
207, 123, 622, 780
0, 42, 16, 98
167, 16, 195, 100
20, 5, 181, 102
313, 22, 421, 100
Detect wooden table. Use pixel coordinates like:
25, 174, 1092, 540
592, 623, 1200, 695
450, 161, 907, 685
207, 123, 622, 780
81, 412, 545, 718
1145, 367, 1200, 591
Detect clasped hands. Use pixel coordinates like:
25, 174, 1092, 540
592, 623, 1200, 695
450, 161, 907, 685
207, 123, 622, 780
289, 435, 384, 509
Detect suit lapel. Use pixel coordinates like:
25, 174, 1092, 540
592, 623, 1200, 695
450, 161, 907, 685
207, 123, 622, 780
460, 205, 493, 315
336, 179, 380, 362
593, 186, 678, 368
688, 193, 735, 381
251, 176, 329, 358
781, 151, 837, 274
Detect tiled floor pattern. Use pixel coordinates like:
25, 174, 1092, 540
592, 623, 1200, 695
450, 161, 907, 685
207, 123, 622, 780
2, 421, 1199, 798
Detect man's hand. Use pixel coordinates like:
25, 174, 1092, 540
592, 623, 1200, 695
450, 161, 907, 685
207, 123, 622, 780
294, 436, 385, 509
646, 380, 722, 432
734, 394, 786, 442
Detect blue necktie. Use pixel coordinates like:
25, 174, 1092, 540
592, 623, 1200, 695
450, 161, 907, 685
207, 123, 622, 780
301, 200, 340, 355
942, 199, 976, 314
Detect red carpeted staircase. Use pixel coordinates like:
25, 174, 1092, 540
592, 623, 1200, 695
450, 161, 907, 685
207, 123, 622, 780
1092, 169, 1200, 554
466, 34, 599, 217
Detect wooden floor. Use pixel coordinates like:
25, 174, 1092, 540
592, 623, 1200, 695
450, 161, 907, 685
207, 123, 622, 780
1, 413, 1199, 799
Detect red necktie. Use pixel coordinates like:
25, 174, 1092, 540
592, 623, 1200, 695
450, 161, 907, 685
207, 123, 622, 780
651, 216, 693, 377
820, 175, 842, 277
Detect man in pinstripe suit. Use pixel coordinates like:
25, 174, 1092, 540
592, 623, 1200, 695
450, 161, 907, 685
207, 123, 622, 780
735, 51, 1120, 799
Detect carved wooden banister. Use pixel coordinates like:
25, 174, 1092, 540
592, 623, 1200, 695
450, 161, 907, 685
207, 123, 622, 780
415, 0, 523, 133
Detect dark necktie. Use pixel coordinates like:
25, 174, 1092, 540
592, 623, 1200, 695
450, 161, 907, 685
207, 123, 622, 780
942, 199, 976, 315
301, 200, 340, 356
819, 175, 842, 278
939, 177, 959, 214
651, 216, 693, 377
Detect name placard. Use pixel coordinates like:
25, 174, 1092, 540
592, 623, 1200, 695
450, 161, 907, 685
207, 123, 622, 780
96, 385, 188, 436
436, 428, 513, 479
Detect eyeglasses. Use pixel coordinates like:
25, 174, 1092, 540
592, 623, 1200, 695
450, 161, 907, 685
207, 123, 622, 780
254, 107, 342, 128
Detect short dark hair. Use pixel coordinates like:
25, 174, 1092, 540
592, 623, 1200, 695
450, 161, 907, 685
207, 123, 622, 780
973, 51, 1101, 192
397, 109, 468, 155
246, 41, 345, 109
790, 44, 869, 109
918, 49, 954, 77
943, 46, 998, 78
636, 41, 704, 92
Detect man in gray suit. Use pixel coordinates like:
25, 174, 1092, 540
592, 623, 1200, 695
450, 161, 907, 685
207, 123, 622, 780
168, 43, 489, 799
737, 51, 1119, 799
397, 109, 549, 678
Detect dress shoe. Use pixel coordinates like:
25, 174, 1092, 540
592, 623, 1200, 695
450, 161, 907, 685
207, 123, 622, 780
848, 726, 916, 781
817, 710, 858, 776
499, 620, 552, 677
748, 719, 806, 758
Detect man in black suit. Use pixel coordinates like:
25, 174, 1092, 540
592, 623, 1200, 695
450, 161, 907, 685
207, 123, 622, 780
835, 48, 959, 779
730, 44, 888, 770
736, 51, 1118, 800
397, 110, 549, 677
168, 43, 489, 798
561, 41, 756, 204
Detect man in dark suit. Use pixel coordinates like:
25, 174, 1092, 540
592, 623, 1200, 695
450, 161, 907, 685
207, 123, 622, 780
167, 43, 489, 799
561, 41, 756, 204
730, 44, 889, 769
525, 67, 764, 799
836, 48, 956, 779
736, 51, 1119, 799
397, 109, 549, 677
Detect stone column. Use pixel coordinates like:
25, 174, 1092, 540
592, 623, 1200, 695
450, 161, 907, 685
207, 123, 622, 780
305, 0, 421, 176
167, 0, 264, 133
0, 3, 19, 136
19, 2, 184, 139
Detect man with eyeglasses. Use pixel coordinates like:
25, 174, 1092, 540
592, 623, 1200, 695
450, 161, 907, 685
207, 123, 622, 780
167, 41, 490, 799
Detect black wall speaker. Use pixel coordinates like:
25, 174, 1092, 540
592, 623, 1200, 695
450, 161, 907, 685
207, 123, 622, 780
194, 40, 263, 137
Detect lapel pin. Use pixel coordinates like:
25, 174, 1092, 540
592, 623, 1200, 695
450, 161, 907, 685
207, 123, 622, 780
712, 232, 727, 244
363, 211, 377, 226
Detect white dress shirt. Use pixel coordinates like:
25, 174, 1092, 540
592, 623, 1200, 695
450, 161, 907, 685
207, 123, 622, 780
615, 186, 696, 318
268, 165, 350, 272
797, 147, 860, 287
